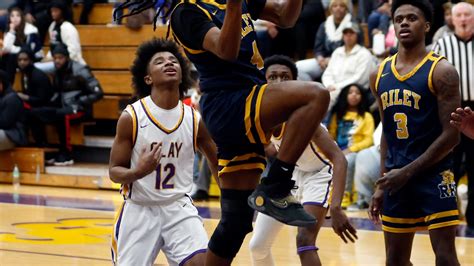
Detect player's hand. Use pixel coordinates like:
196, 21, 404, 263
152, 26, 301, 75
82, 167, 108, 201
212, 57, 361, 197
375, 168, 409, 195
133, 142, 162, 179
330, 206, 358, 243
368, 187, 384, 224
451, 107, 474, 139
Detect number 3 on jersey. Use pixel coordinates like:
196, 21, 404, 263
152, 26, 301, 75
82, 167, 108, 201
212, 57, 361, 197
394, 113, 409, 139
155, 163, 175, 189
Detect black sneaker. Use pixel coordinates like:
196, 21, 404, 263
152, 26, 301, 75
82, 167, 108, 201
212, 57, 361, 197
53, 153, 74, 166
191, 190, 209, 201
248, 180, 316, 227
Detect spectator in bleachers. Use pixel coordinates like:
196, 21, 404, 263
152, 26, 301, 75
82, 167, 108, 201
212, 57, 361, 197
367, 0, 392, 46
16, 47, 53, 108
0, 69, 26, 151
328, 84, 374, 208
347, 122, 382, 212
0, 7, 42, 82
30, 44, 102, 165
293, 0, 326, 60
322, 22, 375, 109
431, 2, 454, 45
12, 0, 73, 44
35, 0, 84, 74
297, 0, 353, 81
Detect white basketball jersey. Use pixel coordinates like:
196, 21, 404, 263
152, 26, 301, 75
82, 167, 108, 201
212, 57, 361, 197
121, 96, 200, 204
271, 124, 332, 173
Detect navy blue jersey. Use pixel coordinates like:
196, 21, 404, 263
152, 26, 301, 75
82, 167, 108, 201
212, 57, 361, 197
170, 0, 266, 93
375, 51, 448, 170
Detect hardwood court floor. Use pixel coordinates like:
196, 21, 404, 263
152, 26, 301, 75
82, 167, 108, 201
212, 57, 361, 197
0, 185, 473, 266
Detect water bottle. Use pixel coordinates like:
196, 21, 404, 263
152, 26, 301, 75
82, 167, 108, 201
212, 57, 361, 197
12, 164, 20, 191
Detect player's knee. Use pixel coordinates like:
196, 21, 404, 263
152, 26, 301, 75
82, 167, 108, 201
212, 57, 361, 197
307, 82, 329, 108
208, 189, 254, 259
434, 249, 459, 266
296, 227, 317, 247
386, 249, 410, 266
249, 237, 270, 261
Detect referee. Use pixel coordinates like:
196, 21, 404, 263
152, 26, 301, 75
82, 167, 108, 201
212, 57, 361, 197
433, 2, 474, 235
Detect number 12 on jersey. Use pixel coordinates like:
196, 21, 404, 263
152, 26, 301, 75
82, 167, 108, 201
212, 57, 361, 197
155, 163, 175, 189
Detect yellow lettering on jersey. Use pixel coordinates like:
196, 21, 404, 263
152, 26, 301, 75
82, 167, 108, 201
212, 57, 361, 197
412, 91, 421, 110
389, 89, 395, 107
403, 90, 412, 107
381, 89, 421, 110
381, 91, 389, 110
241, 14, 253, 38
393, 89, 403, 105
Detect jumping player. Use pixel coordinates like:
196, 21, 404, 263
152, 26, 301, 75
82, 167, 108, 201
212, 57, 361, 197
249, 55, 357, 266
368, 0, 461, 265
115, 1, 330, 264
109, 38, 218, 266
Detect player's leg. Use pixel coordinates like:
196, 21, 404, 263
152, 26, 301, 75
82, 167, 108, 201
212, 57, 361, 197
384, 232, 415, 266
161, 196, 207, 266
296, 170, 331, 266
297, 204, 327, 266
248, 81, 329, 225
428, 226, 459, 266
112, 202, 162, 266
249, 213, 285, 266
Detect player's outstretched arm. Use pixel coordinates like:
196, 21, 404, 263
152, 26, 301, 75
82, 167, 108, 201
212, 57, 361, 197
313, 126, 357, 243
451, 106, 474, 139
109, 112, 162, 184
196, 119, 220, 187
259, 0, 303, 28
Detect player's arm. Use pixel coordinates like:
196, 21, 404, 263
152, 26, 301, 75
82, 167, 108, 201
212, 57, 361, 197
451, 106, 474, 139
313, 125, 357, 243
202, 0, 243, 61
109, 112, 162, 184
196, 119, 220, 186
406, 61, 461, 174
259, 0, 303, 28
368, 66, 385, 224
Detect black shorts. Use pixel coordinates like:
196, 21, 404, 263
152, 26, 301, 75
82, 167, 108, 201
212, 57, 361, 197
381, 167, 459, 233
200, 85, 270, 177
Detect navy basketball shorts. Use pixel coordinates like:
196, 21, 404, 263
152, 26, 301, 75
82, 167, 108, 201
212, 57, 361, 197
381, 167, 459, 233
200, 84, 270, 177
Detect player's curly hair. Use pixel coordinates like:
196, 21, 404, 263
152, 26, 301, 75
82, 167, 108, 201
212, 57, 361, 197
130, 38, 192, 99
391, 0, 434, 24
264, 55, 298, 80
113, 0, 179, 31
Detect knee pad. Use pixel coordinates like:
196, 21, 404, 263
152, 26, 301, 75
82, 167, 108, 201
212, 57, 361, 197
208, 189, 254, 259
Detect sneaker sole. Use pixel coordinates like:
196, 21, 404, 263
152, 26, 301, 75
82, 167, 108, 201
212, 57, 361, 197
248, 195, 316, 227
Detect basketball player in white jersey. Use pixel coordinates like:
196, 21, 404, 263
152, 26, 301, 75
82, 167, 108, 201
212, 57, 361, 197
249, 55, 357, 266
109, 38, 218, 266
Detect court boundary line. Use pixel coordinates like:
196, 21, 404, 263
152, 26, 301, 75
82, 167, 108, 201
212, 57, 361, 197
0, 248, 110, 262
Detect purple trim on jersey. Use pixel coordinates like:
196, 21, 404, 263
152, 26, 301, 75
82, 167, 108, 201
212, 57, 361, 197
129, 182, 133, 199
115, 202, 125, 240
179, 248, 207, 266
297, 245, 318, 254
302, 179, 332, 206
309, 142, 332, 174
191, 107, 196, 153
129, 104, 138, 146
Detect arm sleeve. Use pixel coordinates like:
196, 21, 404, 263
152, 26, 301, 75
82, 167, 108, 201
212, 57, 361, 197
349, 113, 375, 152
61, 23, 83, 62
313, 22, 326, 57
170, 4, 216, 51
76, 65, 103, 105
248, 0, 267, 19
0, 94, 23, 128
3, 32, 20, 54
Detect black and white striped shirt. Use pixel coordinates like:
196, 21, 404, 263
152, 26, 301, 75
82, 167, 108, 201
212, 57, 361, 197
433, 34, 473, 102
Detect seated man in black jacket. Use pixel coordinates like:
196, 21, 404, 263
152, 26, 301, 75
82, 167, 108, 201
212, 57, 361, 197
17, 47, 54, 108
31, 44, 103, 165
0, 70, 27, 151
